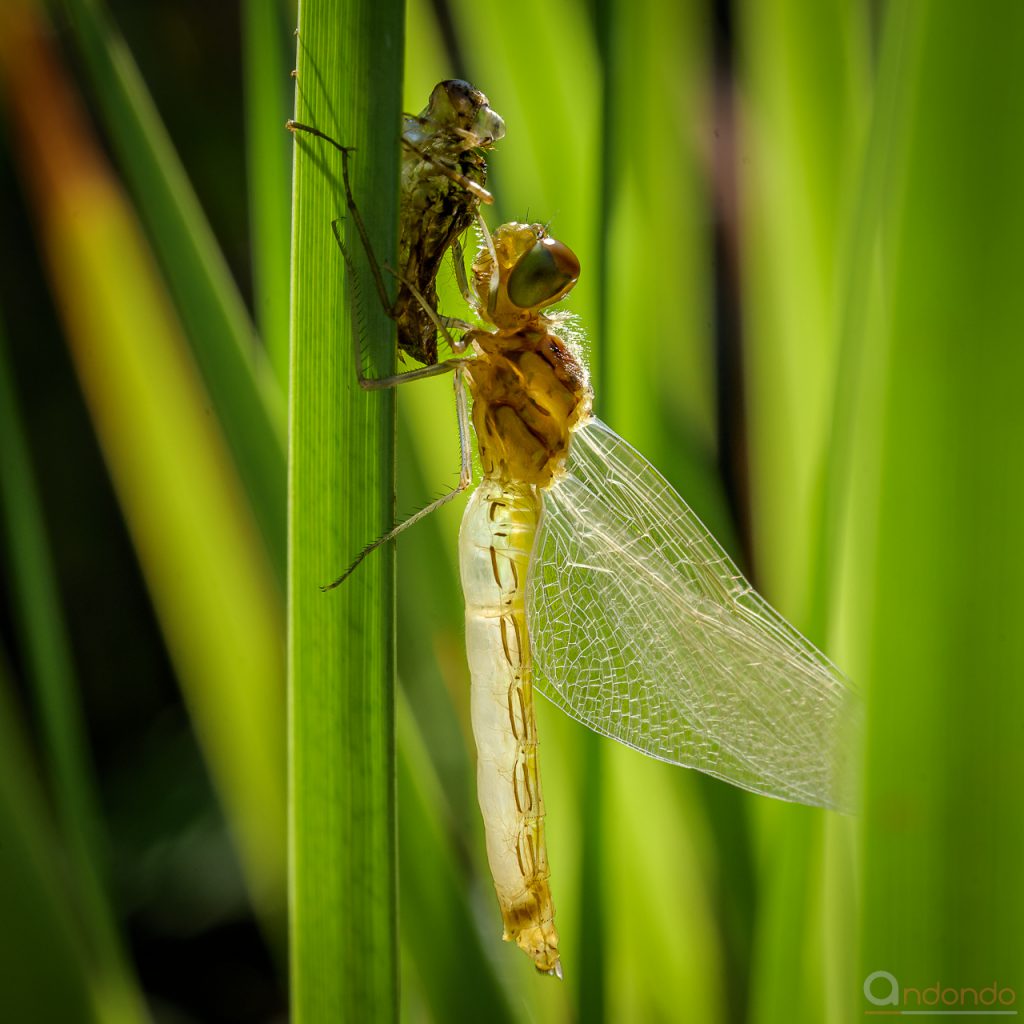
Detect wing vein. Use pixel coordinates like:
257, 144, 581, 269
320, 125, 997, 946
526, 417, 860, 811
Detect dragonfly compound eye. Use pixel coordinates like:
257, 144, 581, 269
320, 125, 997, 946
507, 237, 580, 310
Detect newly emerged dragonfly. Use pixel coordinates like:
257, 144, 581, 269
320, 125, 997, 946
324, 220, 860, 978
288, 79, 504, 365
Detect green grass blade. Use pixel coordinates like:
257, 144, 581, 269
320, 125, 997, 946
242, 0, 293, 391
0, 320, 145, 1023
574, 0, 613, 1011
287, 0, 403, 1019
57, 0, 288, 580
448, 0, 602, 334
584, 2, 740, 1019
731, 4, 872, 1022
856, 0, 1024, 1006
737, 0, 870, 618
802, 18, 909, 1015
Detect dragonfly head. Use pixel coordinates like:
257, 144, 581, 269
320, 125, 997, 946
473, 222, 580, 329
419, 80, 506, 150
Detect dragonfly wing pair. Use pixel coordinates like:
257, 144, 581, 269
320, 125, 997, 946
528, 416, 860, 812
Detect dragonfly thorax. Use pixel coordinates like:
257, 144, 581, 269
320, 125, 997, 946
466, 326, 592, 489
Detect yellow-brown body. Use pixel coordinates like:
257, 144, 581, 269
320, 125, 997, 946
467, 326, 591, 488
458, 223, 591, 975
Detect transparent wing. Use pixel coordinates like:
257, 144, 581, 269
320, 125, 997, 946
527, 417, 860, 811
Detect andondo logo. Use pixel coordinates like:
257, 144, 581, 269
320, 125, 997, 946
864, 970, 1017, 1016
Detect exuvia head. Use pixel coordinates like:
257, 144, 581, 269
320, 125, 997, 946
472, 222, 580, 330
422, 80, 506, 149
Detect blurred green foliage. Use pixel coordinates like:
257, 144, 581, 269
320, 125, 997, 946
0, 0, 1020, 1021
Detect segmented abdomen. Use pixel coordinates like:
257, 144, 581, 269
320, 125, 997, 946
459, 479, 560, 975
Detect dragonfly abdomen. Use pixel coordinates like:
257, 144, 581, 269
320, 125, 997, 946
459, 481, 560, 976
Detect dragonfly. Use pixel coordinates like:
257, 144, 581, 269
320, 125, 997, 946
323, 218, 860, 978
287, 79, 505, 365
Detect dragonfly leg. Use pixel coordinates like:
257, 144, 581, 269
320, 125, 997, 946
290, 120, 473, 363
400, 137, 494, 204
287, 120, 393, 316
475, 212, 500, 312
321, 364, 473, 591
328, 220, 469, 388
356, 357, 468, 390
380, 259, 473, 354
440, 314, 475, 334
